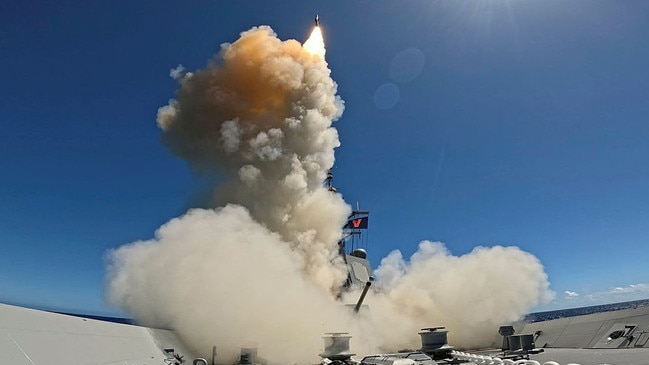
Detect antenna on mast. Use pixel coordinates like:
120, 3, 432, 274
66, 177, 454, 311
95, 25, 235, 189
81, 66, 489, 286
326, 170, 337, 192
327, 171, 373, 293
325, 171, 369, 252
344, 202, 369, 253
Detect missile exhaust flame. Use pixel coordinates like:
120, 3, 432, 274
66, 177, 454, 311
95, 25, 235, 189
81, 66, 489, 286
303, 26, 326, 57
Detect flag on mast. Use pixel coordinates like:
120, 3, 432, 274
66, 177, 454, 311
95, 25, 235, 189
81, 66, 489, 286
343, 216, 368, 229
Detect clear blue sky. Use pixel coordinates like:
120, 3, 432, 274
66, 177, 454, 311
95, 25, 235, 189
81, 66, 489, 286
2, 0, 649, 316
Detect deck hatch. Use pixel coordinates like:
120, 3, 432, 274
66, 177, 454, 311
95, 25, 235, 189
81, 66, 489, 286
634, 331, 649, 347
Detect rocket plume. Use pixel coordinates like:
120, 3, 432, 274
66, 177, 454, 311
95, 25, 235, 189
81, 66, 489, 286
106, 25, 553, 364
304, 26, 326, 57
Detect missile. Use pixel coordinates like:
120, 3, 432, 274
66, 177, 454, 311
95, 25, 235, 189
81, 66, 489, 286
315, 14, 320, 26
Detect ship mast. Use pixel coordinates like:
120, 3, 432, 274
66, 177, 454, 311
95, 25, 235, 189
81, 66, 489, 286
345, 202, 369, 253
326, 171, 369, 253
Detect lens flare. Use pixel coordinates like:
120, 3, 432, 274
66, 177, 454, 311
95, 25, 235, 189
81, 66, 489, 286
303, 26, 325, 57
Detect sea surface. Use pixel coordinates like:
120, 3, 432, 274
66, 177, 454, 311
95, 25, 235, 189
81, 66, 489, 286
48, 298, 649, 325
525, 298, 649, 322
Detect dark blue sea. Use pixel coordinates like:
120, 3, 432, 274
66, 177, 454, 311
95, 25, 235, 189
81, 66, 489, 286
44, 297, 649, 325
525, 298, 649, 323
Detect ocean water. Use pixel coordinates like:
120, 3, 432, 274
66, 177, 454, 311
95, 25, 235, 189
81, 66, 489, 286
525, 298, 649, 323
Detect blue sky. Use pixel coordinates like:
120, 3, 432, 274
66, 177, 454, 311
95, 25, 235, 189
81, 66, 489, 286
2, 0, 649, 316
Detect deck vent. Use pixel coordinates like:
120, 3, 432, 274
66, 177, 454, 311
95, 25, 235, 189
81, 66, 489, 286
506, 334, 536, 351
238, 348, 257, 365
419, 327, 453, 359
498, 326, 515, 350
507, 335, 522, 351
519, 334, 535, 351
320, 332, 356, 360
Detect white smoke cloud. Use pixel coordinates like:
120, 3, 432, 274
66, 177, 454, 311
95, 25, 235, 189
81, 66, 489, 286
106, 25, 553, 363
107, 26, 353, 363
154, 25, 349, 290
169, 64, 186, 80
220, 119, 241, 154
108, 206, 358, 363
356, 241, 553, 350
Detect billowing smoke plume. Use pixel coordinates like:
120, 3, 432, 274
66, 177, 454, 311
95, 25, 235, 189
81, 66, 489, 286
107, 25, 552, 363
356, 241, 553, 350
156, 25, 349, 291
109, 206, 358, 362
